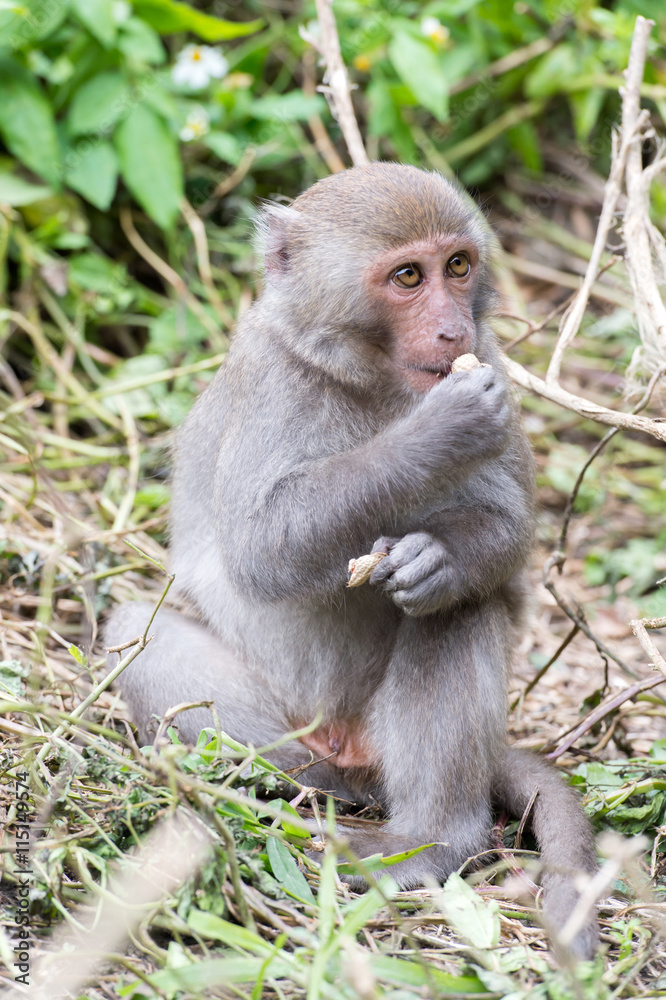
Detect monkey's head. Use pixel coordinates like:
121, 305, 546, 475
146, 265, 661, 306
255, 163, 498, 393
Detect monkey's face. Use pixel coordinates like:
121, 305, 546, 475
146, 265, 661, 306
363, 237, 480, 393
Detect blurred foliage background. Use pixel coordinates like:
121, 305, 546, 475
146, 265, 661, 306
2, 0, 665, 382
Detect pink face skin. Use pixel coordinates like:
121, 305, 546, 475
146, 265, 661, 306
364, 237, 480, 392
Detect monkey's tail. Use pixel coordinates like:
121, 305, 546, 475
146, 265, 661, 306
494, 746, 599, 961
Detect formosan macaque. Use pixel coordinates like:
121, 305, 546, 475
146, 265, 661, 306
106, 163, 598, 959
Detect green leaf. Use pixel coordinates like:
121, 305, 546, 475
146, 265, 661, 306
435, 41, 477, 88
248, 92, 326, 122
68, 644, 87, 667
105, 355, 168, 418
281, 806, 311, 841
205, 132, 243, 165
134, 483, 170, 509
266, 836, 315, 903
65, 141, 118, 210
439, 872, 500, 949
268, 798, 312, 840
389, 31, 448, 121
132, 0, 262, 40
569, 87, 605, 142
582, 762, 624, 790
337, 842, 432, 875
68, 72, 129, 136
187, 910, 273, 955
118, 17, 166, 65
0, 0, 68, 49
367, 78, 397, 137
0, 57, 61, 185
148, 305, 209, 353
0, 659, 28, 699
525, 44, 578, 99
118, 956, 293, 996
507, 121, 543, 173
69, 0, 116, 47
114, 103, 183, 229
0, 171, 51, 205
370, 955, 486, 992
68, 252, 127, 294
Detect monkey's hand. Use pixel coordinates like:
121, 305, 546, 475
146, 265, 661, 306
368, 533, 456, 616
426, 365, 511, 466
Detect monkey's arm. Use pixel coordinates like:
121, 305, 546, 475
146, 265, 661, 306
370, 441, 534, 614
222, 368, 512, 601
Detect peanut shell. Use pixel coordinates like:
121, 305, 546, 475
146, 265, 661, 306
451, 353, 491, 373
347, 551, 387, 587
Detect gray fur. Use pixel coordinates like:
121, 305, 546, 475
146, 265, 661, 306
106, 164, 597, 959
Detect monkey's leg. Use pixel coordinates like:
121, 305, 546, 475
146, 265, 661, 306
105, 603, 357, 796
494, 747, 599, 960
344, 602, 508, 887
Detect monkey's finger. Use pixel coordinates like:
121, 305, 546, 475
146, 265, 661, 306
369, 549, 404, 584
370, 554, 398, 585
471, 366, 498, 391
391, 576, 449, 617
369, 545, 420, 586
389, 547, 445, 592
371, 535, 400, 556
371, 533, 435, 588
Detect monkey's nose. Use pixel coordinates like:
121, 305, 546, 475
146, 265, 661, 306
436, 329, 459, 341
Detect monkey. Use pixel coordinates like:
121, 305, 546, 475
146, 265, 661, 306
106, 163, 598, 960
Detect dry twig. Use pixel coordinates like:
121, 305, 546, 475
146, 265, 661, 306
180, 197, 235, 328
198, 144, 257, 215
119, 206, 224, 344
303, 0, 369, 167
503, 355, 666, 443
630, 616, 666, 677
622, 19, 666, 381
545, 674, 666, 760
303, 47, 346, 173
506, 16, 665, 451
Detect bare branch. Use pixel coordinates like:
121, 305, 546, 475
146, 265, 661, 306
310, 0, 369, 167
622, 16, 666, 380
503, 354, 666, 443
199, 145, 256, 216
303, 47, 346, 173
545, 122, 634, 383
505, 15, 665, 407
630, 617, 666, 676
545, 674, 665, 760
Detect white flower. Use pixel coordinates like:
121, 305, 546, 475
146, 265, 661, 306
172, 45, 229, 91
421, 16, 449, 46
180, 106, 210, 142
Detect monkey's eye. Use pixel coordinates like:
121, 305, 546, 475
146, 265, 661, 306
446, 252, 470, 277
392, 264, 422, 288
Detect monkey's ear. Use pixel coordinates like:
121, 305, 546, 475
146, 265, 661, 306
255, 204, 302, 281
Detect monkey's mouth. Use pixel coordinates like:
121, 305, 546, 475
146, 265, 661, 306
409, 362, 453, 379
